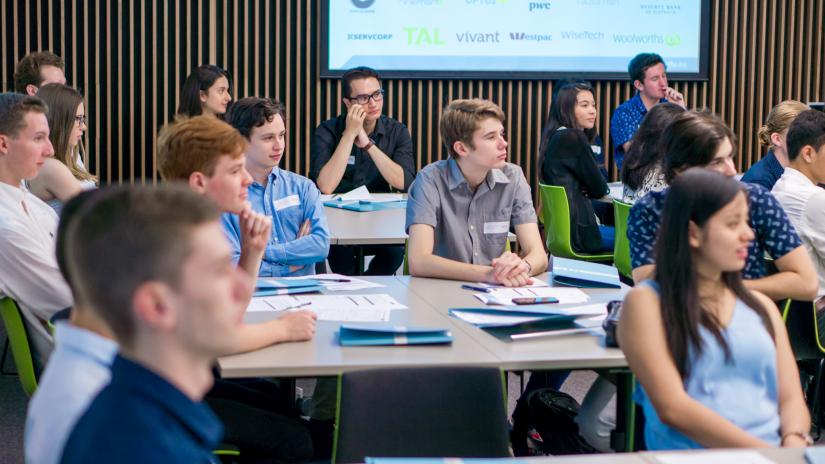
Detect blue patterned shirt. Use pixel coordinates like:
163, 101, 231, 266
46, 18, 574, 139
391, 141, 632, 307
628, 182, 802, 279
610, 94, 666, 171
222, 167, 330, 277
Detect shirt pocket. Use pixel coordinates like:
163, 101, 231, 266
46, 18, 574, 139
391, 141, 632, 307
482, 211, 511, 252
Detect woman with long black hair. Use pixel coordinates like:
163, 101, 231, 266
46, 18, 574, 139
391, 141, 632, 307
618, 168, 810, 449
177, 64, 232, 118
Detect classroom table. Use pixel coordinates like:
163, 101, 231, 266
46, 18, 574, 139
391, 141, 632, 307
438, 447, 809, 463
217, 276, 499, 378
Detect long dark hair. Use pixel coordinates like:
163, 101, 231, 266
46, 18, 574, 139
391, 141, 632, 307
538, 82, 597, 163
654, 168, 774, 380
35, 83, 96, 183
177, 64, 231, 117
663, 111, 737, 183
620, 103, 684, 190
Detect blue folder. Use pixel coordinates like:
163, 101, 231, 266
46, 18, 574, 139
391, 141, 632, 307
323, 199, 407, 212
254, 278, 323, 297
339, 324, 453, 346
448, 307, 578, 328
551, 257, 621, 288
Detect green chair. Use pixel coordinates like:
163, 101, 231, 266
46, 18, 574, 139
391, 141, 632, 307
538, 184, 613, 262
612, 199, 633, 279
0, 297, 38, 397
403, 238, 512, 276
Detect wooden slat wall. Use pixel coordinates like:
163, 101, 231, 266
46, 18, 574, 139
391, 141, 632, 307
2, 0, 824, 189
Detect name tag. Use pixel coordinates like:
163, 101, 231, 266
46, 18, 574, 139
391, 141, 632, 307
590, 145, 602, 155
348, 156, 356, 165
483, 221, 509, 234
274, 195, 301, 211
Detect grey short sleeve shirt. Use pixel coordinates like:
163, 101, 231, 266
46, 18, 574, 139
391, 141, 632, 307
405, 158, 537, 266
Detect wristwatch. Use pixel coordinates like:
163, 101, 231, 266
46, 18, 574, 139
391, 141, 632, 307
362, 138, 376, 151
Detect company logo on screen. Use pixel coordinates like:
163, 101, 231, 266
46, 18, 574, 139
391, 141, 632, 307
509, 32, 553, 42
576, 0, 618, 5
348, 33, 393, 41
456, 31, 501, 43
403, 27, 446, 46
560, 31, 604, 41
639, 2, 681, 15
351, 0, 375, 8
528, 2, 551, 12
465, 0, 509, 6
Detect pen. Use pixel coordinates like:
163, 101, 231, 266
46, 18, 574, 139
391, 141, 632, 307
313, 278, 352, 283
267, 301, 312, 312
461, 284, 491, 293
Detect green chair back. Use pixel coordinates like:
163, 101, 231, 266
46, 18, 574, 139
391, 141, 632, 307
0, 297, 38, 397
403, 238, 511, 276
538, 183, 612, 262
612, 199, 633, 278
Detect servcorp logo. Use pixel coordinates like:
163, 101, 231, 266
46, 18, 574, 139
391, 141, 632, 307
348, 33, 393, 41
509, 32, 553, 42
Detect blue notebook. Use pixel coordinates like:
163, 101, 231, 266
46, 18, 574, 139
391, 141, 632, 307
339, 324, 453, 346
552, 257, 621, 288
254, 278, 323, 297
323, 199, 407, 212
448, 307, 579, 328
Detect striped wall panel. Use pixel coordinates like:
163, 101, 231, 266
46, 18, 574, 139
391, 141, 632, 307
2, 0, 823, 191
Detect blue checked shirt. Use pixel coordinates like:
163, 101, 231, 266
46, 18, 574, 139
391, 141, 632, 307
628, 182, 802, 279
222, 167, 330, 277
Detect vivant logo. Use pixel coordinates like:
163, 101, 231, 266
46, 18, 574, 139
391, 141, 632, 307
351, 0, 375, 8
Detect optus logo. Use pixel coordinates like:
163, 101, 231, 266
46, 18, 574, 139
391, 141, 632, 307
351, 0, 375, 8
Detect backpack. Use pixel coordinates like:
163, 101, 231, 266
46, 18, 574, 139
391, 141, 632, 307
510, 388, 597, 456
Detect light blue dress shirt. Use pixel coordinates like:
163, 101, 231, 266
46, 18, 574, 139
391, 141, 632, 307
222, 167, 330, 277
25, 322, 118, 464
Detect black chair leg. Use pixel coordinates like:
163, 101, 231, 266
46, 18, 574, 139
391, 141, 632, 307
0, 337, 17, 376
814, 358, 825, 440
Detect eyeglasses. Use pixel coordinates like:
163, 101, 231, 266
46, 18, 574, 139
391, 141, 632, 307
347, 89, 384, 105
74, 115, 87, 126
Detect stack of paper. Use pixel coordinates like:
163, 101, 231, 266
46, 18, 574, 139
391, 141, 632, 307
323, 187, 406, 211
246, 294, 406, 322
473, 287, 589, 306
282, 273, 384, 292
254, 278, 323, 297
552, 257, 621, 288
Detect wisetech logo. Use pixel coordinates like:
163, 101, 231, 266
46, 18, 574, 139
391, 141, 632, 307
509, 32, 553, 42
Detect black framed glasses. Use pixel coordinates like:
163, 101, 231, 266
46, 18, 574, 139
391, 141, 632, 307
74, 115, 87, 125
347, 89, 384, 105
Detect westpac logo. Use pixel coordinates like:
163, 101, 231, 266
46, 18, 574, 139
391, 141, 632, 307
509, 32, 553, 42
403, 27, 446, 46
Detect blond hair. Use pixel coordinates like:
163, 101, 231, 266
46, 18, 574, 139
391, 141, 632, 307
157, 115, 247, 181
758, 100, 808, 147
439, 99, 505, 158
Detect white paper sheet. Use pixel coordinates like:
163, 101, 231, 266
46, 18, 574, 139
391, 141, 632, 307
282, 273, 384, 292
450, 311, 551, 326
476, 279, 550, 288
654, 451, 775, 464
324, 186, 404, 203
474, 287, 590, 305
246, 294, 405, 322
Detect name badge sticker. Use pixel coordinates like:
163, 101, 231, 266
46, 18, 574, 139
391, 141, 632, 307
348, 156, 356, 165
274, 195, 301, 211
483, 221, 509, 234
590, 145, 602, 155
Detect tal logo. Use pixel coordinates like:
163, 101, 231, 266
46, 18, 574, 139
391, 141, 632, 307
403, 27, 446, 46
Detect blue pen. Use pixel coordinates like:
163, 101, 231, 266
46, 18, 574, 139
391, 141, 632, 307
461, 284, 491, 293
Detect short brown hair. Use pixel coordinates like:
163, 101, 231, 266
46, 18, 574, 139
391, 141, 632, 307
439, 99, 505, 158
67, 184, 222, 347
157, 115, 247, 181
342, 66, 381, 98
0, 93, 48, 137
13, 51, 65, 93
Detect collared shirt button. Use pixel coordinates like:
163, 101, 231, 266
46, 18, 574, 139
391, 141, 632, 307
469, 225, 474, 230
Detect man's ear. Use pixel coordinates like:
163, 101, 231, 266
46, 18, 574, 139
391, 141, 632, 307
0, 134, 10, 156
132, 281, 178, 333
633, 79, 644, 93
799, 145, 816, 164
688, 220, 702, 249
453, 140, 469, 158
188, 172, 207, 194
25, 84, 38, 96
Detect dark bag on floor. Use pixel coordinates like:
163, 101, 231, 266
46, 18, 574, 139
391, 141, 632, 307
510, 388, 597, 456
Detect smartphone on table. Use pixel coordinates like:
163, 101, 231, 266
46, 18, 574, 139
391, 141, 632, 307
511, 297, 559, 305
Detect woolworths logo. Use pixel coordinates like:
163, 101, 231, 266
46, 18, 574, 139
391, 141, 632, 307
665, 34, 681, 46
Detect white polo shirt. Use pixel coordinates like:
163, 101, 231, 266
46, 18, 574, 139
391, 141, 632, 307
772, 167, 825, 298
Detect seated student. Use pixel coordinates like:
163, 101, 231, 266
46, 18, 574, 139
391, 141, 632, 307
539, 82, 612, 253
406, 98, 547, 285
772, 109, 825, 306
25, 190, 114, 464
610, 53, 686, 171
619, 168, 810, 449
59, 185, 245, 462
177, 64, 232, 118
157, 115, 316, 462
628, 110, 818, 301
577, 111, 819, 450
0, 93, 72, 367
310, 66, 414, 275
620, 103, 685, 204
224, 97, 330, 277
13, 51, 67, 96
742, 100, 809, 190
28, 84, 97, 213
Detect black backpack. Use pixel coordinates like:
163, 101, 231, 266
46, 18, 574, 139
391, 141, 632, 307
510, 388, 597, 456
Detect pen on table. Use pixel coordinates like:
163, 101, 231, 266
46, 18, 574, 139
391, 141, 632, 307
313, 278, 352, 283
461, 284, 491, 293
276, 301, 312, 311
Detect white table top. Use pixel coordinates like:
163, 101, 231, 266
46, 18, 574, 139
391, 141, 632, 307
397, 273, 629, 371
218, 276, 499, 378
501, 447, 807, 463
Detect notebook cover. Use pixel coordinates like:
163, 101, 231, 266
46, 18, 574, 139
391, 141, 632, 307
552, 257, 621, 288
339, 324, 453, 346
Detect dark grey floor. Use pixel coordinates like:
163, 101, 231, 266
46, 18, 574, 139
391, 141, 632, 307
0, 321, 27, 464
